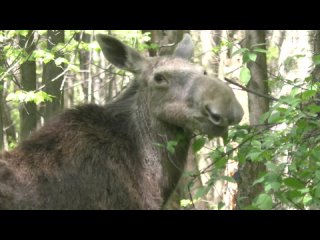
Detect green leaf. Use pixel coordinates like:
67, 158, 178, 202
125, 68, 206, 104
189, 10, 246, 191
266, 161, 279, 172
283, 177, 305, 189
220, 175, 236, 183
287, 190, 303, 200
43, 53, 55, 64
311, 150, 320, 162
259, 112, 270, 124
313, 54, 320, 65
69, 64, 80, 72
253, 176, 265, 186
220, 40, 232, 47
222, 131, 229, 145
303, 194, 312, 205
166, 140, 178, 154
289, 87, 300, 97
307, 104, 320, 113
54, 57, 69, 66
301, 90, 316, 100
37, 30, 48, 35
192, 137, 206, 153
240, 67, 251, 86
246, 151, 261, 161
251, 140, 261, 149
265, 182, 281, 192
267, 45, 280, 61
17, 30, 29, 37
6, 90, 27, 103
315, 185, 320, 198
279, 95, 301, 106
242, 205, 260, 210
315, 171, 320, 180
232, 48, 248, 57
180, 199, 193, 208
6, 90, 53, 104
194, 186, 210, 200
299, 188, 310, 194
268, 111, 281, 123
254, 193, 273, 210
248, 52, 257, 62
215, 156, 228, 169
218, 202, 225, 210
212, 46, 221, 54
34, 91, 53, 104
243, 52, 258, 63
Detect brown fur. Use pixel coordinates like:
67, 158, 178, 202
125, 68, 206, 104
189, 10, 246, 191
0, 34, 243, 209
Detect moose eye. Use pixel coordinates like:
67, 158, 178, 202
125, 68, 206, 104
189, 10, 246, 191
154, 74, 166, 83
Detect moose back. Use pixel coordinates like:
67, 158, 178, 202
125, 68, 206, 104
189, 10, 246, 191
0, 34, 244, 209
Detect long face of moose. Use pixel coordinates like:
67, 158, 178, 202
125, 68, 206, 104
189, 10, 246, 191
96, 34, 244, 136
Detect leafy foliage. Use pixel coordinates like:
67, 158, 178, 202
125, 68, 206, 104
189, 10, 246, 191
6, 90, 53, 104
2, 30, 320, 210
185, 37, 320, 210
193, 76, 320, 209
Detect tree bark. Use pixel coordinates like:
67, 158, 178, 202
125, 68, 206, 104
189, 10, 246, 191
141, 30, 159, 57
236, 30, 269, 208
19, 30, 37, 140
0, 80, 3, 151
0, 38, 4, 150
142, 30, 187, 57
312, 30, 320, 115
42, 30, 65, 120
77, 32, 93, 103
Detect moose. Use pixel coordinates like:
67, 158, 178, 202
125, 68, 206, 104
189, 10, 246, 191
0, 33, 244, 209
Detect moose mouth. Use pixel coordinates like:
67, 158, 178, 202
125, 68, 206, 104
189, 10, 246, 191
203, 124, 228, 137
192, 116, 228, 137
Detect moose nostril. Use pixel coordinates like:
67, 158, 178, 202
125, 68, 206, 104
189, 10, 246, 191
210, 112, 222, 123
205, 105, 222, 125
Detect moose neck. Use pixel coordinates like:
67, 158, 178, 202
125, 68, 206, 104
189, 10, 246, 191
131, 85, 191, 208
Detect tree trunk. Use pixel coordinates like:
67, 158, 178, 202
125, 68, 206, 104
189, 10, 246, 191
312, 30, 320, 114
77, 32, 93, 103
200, 30, 215, 76
236, 30, 269, 208
19, 30, 37, 140
0, 38, 4, 150
0, 80, 3, 150
141, 30, 159, 57
142, 30, 187, 57
42, 30, 65, 120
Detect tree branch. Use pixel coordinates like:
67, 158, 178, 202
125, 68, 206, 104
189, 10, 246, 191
224, 77, 280, 102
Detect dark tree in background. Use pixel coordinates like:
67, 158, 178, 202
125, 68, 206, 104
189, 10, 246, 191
19, 30, 37, 140
42, 30, 65, 120
236, 30, 269, 208
312, 30, 320, 115
0, 51, 4, 150
77, 32, 93, 103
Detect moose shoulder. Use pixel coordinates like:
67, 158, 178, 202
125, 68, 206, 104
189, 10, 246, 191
0, 34, 244, 209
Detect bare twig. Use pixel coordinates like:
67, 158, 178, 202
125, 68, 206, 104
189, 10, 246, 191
187, 183, 196, 209
224, 77, 280, 102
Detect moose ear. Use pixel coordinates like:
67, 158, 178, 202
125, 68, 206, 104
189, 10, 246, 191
173, 33, 194, 60
96, 34, 145, 73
